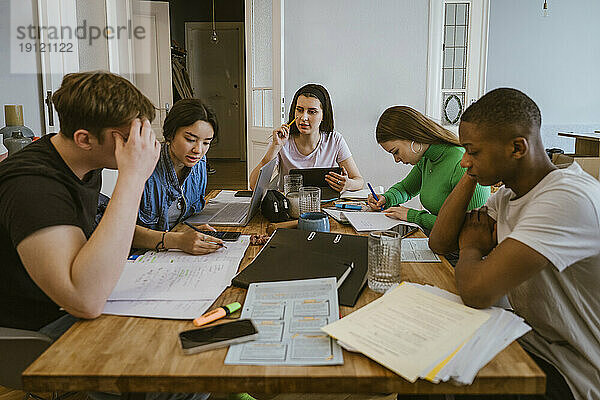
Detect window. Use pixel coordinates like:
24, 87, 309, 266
426, 0, 489, 130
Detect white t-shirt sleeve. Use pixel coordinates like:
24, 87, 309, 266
335, 133, 352, 164
507, 188, 600, 272
485, 189, 501, 221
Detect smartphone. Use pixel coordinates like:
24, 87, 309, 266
234, 190, 253, 197
199, 231, 242, 241
179, 319, 258, 355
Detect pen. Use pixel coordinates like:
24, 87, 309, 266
367, 183, 383, 211
193, 302, 242, 327
335, 203, 362, 210
183, 222, 227, 248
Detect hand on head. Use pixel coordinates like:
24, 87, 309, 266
367, 193, 386, 211
113, 118, 160, 184
325, 166, 348, 192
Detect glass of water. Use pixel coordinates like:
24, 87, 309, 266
284, 174, 303, 196
367, 230, 402, 293
299, 186, 321, 214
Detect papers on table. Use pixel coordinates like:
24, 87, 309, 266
103, 236, 250, 318
344, 211, 419, 232
402, 238, 440, 262
322, 282, 531, 385
225, 277, 343, 366
340, 186, 384, 200
209, 190, 252, 204
103, 300, 213, 320
323, 208, 348, 223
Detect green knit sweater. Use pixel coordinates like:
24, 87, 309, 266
382, 143, 490, 230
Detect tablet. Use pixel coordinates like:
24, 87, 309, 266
288, 167, 342, 200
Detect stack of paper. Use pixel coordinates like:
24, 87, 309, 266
343, 211, 419, 232
103, 236, 251, 319
322, 282, 530, 385
340, 186, 384, 200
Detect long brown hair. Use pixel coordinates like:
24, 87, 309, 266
375, 106, 459, 146
287, 84, 334, 135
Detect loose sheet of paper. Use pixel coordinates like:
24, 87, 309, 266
225, 277, 343, 366
108, 236, 250, 301
401, 238, 440, 262
340, 186, 384, 200
321, 283, 489, 383
103, 300, 213, 319
344, 211, 419, 232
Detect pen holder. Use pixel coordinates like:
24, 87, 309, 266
298, 212, 330, 232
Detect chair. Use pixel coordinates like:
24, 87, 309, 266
0, 327, 76, 400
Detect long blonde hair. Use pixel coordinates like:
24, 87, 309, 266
375, 106, 459, 146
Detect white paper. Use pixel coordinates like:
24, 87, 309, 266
108, 236, 250, 301
321, 283, 490, 383
401, 238, 441, 262
102, 300, 213, 319
344, 211, 419, 232
225, 278, 343, 366
340, 186, 384, 200
209, 190, 252, 204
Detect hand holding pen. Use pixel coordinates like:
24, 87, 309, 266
367, 183, 385, 211
270, 117, 297, 146
182, 222, 227, 254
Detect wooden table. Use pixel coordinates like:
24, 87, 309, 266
22, 191, 545, 396
558, 131, 600, 156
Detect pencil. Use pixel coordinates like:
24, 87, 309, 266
183, 222, 227, 248
286, 116, 297, 127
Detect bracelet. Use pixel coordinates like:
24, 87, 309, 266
155, 231, 167, 252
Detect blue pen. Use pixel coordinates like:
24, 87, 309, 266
367, 183, 383, 211
335, 203, 362, 211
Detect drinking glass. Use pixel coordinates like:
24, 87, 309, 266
284, 174, 303, 196
367, 230, 402, 293
299, 186, 321, 214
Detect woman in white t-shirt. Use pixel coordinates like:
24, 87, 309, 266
249, 84, 364, 192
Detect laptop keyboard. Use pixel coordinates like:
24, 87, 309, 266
211, 202, 249, 223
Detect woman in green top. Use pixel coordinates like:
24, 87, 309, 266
367, 106, 490, 232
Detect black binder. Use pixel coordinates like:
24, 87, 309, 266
232, 229, 367, 306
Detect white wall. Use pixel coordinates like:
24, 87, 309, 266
284, 0, 429, 197
486, 0, 600, 152
0, 0, 44, 136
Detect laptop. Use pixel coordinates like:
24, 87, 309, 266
185, 158, 277, 226
288, 167, 342, 201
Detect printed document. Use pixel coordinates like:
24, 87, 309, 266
107, 236, 250, 301
401, 238, 440, 262
225, 277, 343, 366
344, 211, 419, 232
321, 283, 489, 382
103, 300, 213, 319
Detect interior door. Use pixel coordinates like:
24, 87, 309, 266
131, 1, 173, 140
186, 22, 245, 159
245, 0, 284, 185
36, 0, 80, 135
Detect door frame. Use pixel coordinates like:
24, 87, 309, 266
244, 0, 284, 184
185, 21, 246, 161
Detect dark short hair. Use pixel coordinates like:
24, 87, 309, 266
288, 84, 334, 135
53, 71, 155, 141
163, 99, 218, 142
461, 88, 541, 130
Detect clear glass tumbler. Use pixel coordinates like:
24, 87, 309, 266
367, 230, 402, 293
284, 174, 303, 196
299, 186, 321, 214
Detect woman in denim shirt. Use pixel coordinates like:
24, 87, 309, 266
133, 99, 224, 254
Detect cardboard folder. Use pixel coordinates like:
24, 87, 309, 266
232, 229, 367, 306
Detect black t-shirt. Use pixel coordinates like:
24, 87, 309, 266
0, 134, 101, 330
